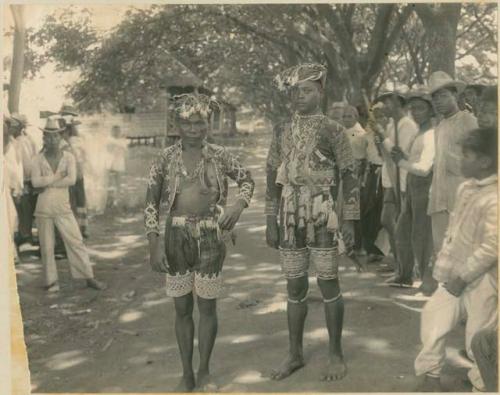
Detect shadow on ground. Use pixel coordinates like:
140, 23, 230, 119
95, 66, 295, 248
16, 135, 471, 393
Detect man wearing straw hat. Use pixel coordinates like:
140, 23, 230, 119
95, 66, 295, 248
266, 63, 359, 381
145, 93, 254, 391
31, 117, 106, 292
371, 89, 418, 281
427, 71, 477, 261
390, 86, 436, 294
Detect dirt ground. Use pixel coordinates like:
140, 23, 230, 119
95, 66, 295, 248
15, 134, 472, 393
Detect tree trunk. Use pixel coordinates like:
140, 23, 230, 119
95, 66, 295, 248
8, 5, 26, 114
415, 4, 461, 77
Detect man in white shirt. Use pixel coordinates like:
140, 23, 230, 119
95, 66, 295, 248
373, 90, 418, 274
390, 87, 436, 292
427, 71, 478, 258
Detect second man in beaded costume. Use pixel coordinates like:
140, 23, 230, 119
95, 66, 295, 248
266, 64, 360, 381
144, 94, 254, 392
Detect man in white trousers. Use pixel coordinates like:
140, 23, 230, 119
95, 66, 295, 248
32, 117, 105, 292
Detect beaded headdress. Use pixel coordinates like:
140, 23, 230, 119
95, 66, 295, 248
274, 63, 327, 91
172, 93, 220, 119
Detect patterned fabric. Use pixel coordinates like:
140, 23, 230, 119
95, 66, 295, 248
166, 272, 194, 298
265, 113, 359, 222
274, 63, 327, 91
194, 272, 224, 299
279, 248, 309, 279
310, 247, 339, 280
172, 93, 219, 119
164, 215, 226, 299
433, 175, 497, 284
144, 140, 254, 235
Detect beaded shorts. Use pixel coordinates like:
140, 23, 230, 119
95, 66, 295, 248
164, 216, 226, 299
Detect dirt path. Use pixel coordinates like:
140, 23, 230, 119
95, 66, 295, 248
16, 135, 471, 393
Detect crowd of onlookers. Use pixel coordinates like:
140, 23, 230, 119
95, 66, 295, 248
328, 71, 497, 392
3, 104, 128, 271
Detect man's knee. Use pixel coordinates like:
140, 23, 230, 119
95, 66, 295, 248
174, 294, 194, 318
287, 276, 308, 301
317, 278, 341, 301
197, 297, 217, 316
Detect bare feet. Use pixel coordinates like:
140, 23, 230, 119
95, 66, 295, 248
86, 278, 107, 290
320, 354, 347, 381
270, 354, 305, 380
197, 370, 219, 392
174, 374, 196, 392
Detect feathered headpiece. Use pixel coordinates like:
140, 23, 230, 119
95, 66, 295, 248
274, 63, 327, 91
172, 93, 220, 119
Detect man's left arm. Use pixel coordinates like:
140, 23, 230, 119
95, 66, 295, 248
219, 149, 255, 230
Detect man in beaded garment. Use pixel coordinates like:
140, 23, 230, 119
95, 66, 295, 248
266, 64, 360, 381
144, 93, 254, 392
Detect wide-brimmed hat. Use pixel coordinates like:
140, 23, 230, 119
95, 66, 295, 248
274, 63, 327, 91
10, 113, 29, 127
428, 71, 466, 95
59, 103, 79, 116
405, 85, 433, 106
374, 89, 406, 104
40, 117, 65, 133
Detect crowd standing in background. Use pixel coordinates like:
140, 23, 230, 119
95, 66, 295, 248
3, 103, 130, 265
319, 70, 497, 392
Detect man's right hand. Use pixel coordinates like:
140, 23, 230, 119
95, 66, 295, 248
148, 235, 169, 273
266, 215, 280, 249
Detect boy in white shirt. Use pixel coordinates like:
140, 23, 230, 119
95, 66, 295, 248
415, 126, 497, 391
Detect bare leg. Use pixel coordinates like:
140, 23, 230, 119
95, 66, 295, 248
270, 276, 308, 380
196, 296, 218, 390
173, 293, 196, 392
317, 278, 347, 381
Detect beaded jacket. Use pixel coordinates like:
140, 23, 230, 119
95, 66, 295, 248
144, 140, 254, 236
266, 113, 360, 223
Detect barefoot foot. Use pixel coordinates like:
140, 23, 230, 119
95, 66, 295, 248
197, 370, 219, 392
270, 355, 305, 381
320, 354, 347, 381
174, 374, 196, 392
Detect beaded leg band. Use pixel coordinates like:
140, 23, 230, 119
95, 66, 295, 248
310, 247, 338, 280
166, 271, 194, 298
195, 272, 224, 300
279, 247, 309, 279
324, 293, 342, 304
288, 293, 309, 304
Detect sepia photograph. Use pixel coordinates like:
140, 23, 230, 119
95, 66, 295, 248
2, 1, 498, 393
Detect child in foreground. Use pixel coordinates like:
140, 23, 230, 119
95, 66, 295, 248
414, 126, 497, 392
